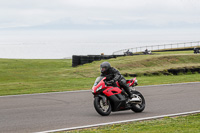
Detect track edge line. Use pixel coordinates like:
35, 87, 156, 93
35, 110, 200, 133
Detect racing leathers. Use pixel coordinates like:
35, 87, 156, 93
100, 67, 133, 98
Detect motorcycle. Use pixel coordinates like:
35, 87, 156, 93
92, 76, 145, 116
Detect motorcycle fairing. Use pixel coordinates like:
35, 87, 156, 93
103, 86, 122, 97
103, 87, 129, 111
92, 77, 106, 93
126, 77, 136, 87
108, 93, 127, 111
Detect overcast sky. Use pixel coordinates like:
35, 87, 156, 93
0, 0, 200, 30
0, 0, 200, 58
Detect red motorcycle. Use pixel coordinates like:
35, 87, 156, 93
92, 76, 145, 116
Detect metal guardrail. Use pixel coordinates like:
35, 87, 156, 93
113, 41, 200, 55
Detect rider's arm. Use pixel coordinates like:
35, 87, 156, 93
111, 67, 121, 82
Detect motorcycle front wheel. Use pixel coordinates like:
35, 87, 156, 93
94, 96, 112, 116
131, 91, 145, 113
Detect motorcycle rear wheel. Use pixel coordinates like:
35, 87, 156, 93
131, 91, 145, 113
94, 96, 111, 116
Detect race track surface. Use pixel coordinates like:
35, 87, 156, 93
0, 82, 200, 133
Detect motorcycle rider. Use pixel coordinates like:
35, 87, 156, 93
100, 62, 138, 101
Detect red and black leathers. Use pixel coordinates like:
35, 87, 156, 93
100, 67, 132, 97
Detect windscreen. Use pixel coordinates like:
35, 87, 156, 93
94, 76, 104, 86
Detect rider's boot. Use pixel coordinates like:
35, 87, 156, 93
120, 79, 141, 102
123, 84, 140, 102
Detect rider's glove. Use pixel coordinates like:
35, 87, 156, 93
107, 80, 115, 85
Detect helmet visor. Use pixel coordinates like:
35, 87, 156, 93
101, 67, 106, 73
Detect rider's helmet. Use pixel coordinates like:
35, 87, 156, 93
100, 62, 111, 73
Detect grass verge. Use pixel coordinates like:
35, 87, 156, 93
0, 72, 200, 96
65, 113, 200, 133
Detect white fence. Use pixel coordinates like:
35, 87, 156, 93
113, 41, 200, 55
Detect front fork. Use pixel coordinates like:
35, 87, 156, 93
95, 94, 107, 105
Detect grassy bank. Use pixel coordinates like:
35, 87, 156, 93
0, 50, 200, 96
0, 74, 200, 96
65, 113, 200, 133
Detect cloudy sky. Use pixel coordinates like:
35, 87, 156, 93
0, 0, 200, 30
0, 0, 200, 58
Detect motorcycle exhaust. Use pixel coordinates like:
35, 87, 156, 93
129, 95, 141, 103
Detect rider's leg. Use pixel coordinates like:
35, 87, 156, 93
119, 79, 141, 102
119, 79, 132, 98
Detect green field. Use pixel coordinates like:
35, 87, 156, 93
153, 50, 194, 55
65, 113, 200, 133
0, 50, 200, 96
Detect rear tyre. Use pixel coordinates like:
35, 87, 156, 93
131, 91, 145, 113
94, 96, 111, 116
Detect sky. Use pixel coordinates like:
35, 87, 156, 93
0, 0, 200, 30
0, 0, 200, 58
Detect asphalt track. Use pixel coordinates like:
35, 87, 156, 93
0, 82, 200, 133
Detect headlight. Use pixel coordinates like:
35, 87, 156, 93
96, 85, 102, 92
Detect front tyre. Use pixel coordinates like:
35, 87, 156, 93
94, 96, 111, 116
131, 91, 145, 113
